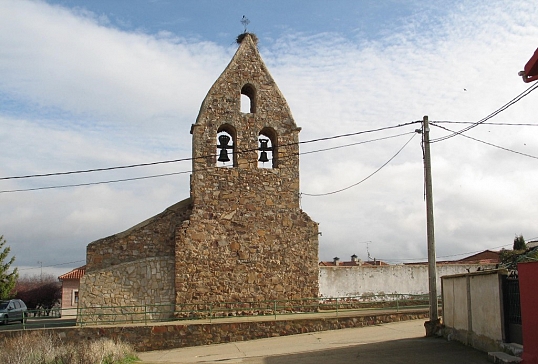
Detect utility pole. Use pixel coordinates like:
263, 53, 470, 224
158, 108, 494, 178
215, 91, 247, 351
422, 115, 439, 334
38, 261, 43, 282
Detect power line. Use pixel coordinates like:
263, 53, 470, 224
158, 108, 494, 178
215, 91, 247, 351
0, 121, 420, 182
0, 157, 194, 181
0, 128, 419, 194
430, 81, 538, 143
431, 123, 538, 160
17, 260, 86, 271
301, 131, 415, 156
378, 244, 513, 263
0, 171, 192, 194
301, 132, 418, 197
0, 126, 414, 194
431, 121, 538, 127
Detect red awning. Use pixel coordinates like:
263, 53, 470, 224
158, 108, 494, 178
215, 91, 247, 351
521, 48, 538, 83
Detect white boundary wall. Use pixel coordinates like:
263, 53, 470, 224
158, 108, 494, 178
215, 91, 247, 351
319, 264, 496, 297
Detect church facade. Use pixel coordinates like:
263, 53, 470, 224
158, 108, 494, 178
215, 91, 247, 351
78, 34, 319, 322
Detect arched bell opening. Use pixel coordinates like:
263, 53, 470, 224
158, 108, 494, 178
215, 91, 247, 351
241, 83, 256, 114
258, 127, 277, 169
216, 124, 236, 168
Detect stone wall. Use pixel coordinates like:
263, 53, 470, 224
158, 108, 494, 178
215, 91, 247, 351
0, 311, 430, 352
78, 33, 319, 318
85, 199, 191, 271
79, 257, 175, 323
175, 33, 319, 306
319, 264, 497, 298
79, 200, 191, 322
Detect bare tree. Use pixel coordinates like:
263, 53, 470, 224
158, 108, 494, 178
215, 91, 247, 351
15, 274, 61, 316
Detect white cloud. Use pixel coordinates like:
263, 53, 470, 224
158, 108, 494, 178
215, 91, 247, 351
1, 0, 538, 274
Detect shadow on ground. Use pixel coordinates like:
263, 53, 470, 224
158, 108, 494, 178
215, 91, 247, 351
263, 336, 490, 364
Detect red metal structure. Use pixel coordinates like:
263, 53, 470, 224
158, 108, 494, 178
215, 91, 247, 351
520, 47, 538, 83
518, 261, 538, 363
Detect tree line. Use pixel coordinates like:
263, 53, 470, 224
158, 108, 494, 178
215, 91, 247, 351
1, 235, 61, 314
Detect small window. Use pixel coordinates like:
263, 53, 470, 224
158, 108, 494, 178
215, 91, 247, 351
241, 94, 251, 113
241, 84, 256, 113
73, 290, 79, 305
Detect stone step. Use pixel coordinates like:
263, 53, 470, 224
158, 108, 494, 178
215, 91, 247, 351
488, 352, 522, 363
501, 343, 523, 357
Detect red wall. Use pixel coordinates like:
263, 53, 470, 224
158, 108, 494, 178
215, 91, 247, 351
518, 261, 538, 363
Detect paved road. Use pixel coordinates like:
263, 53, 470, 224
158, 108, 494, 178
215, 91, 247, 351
138, 319, 491, 364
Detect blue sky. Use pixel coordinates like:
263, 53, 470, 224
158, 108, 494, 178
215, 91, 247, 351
47, 0, 426, 44
1, 0, 538, 278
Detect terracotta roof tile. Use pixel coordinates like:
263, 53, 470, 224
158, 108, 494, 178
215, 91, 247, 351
58, 265, 86, 280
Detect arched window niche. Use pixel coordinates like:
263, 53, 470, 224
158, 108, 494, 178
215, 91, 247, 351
258, 127, 277, 169
216, 124, 236, 168
240, 83, 256, 114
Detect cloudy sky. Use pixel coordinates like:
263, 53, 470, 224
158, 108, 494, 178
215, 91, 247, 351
1, 0, 538, 278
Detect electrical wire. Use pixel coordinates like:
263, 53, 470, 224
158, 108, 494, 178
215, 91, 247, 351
377, 243, 513, 263
431, 123, 538, 160
0, 121, 420, 181
301, 131, 415, 156
0, 171, 192, 193
430, 81, 538, 143
17, 260, 86, 271
431, 121, 538, 127
301, 132, 418, 197
0, 128, 419, 194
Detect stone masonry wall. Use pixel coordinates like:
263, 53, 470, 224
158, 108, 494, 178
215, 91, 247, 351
0, 311, 430, 352
175, 33, 319, 306
79, 199, 192, 320
79, 33, 319, 321
78, 257, 175, 323
85, 199, 192, 271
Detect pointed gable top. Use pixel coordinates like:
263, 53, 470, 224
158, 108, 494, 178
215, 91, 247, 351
193, 33, 298, 131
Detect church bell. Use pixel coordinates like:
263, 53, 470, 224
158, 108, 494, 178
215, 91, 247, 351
258, 138, 271, 163
217, 134, 232, 162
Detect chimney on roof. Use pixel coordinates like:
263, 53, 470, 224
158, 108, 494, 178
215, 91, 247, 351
351, 254, 358, 262
333, 257, 340, 266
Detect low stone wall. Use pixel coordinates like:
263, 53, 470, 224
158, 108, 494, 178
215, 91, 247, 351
0, 311, 430, 352
78, 257, 175, 324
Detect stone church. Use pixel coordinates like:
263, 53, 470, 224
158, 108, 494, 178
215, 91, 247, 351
78, 33, 319, 322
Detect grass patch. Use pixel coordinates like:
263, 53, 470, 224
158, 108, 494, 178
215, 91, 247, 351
0, 331, 138, 364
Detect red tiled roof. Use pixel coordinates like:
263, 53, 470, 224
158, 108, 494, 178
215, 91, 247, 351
405, 250, 500, 265
58, 265, 86, 280
453, 250, 500, 264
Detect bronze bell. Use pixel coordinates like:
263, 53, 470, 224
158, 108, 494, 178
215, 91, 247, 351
217, 134, 232, 162
258, 139, 271, 163
218, 148, 230, 162
259, 151, 269, 163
